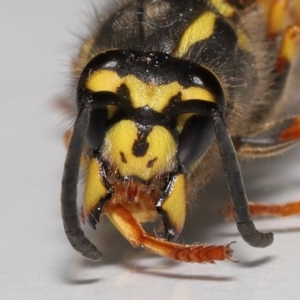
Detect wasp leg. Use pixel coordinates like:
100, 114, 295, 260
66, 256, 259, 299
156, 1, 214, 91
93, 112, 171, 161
106, 204, 234, 263
260, 0, 290, 39
272, 21, 300, 103
290, 0, 300, 22
257, 0, 300, 82
156, 173, 186, 241
223, 3, 299, 220
236, 116, 300, 156
248, 202, 300, 217
257, 0, 300, 38
225, 201, 300, 218
276, 24, 300, 72
227, 116, 300, 218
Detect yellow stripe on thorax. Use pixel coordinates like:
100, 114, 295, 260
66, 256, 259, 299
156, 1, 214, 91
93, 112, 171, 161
210, 0, 236, 18
174, 11, 217, 58
237, 28, 252, 52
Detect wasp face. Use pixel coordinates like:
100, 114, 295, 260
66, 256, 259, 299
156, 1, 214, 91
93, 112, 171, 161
79, 50, 219, 180
76, 50, 222, 241
61, 0, 300, 263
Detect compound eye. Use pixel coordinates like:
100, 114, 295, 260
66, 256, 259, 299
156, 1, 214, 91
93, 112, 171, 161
178, 115, 214, 172
86, 107, 108, 149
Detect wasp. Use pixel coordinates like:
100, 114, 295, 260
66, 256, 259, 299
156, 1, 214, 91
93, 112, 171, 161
60, 0, 300, 263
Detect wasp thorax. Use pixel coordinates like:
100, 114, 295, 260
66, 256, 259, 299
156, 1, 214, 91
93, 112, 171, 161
102, 119, 177, 181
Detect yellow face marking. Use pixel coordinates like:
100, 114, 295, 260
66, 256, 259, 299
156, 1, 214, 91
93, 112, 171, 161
83, 158, 108, 214
210, 0, 236, 18
86, 70, 215, 112
87, 70, 122, 92
176, 87, 214, 132
176, 113, 194, 133
181, 86, 214, 102
161, 174, 186, 235
125, 76, 181, 112
102, 120, 177, 181
175, 11, 217, 57
237, 28, 252, 52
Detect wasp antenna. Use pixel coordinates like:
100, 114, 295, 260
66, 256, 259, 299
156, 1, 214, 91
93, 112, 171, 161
213, 110, 274, 248
61, 103, 102, 261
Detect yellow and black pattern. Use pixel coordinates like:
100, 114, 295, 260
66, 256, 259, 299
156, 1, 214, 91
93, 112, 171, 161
80, 0, 275, 132
61, 0, 300, 263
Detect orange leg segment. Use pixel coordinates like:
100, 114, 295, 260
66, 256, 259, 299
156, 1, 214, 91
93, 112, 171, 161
106, 204, 234, 263
279, 116, 300, 142
257, 0, 300, 38
256, 1, 300, 90
224, 201, 300, 218
268, 0, 289, 38
248, 201, 300, 217
276, 24, 300, 72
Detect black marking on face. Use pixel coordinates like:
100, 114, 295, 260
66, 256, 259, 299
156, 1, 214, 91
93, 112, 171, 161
147, 157, 157, 168
116, 84, 130, 99
132, 130, 150, 157
120, 152, 127, 163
